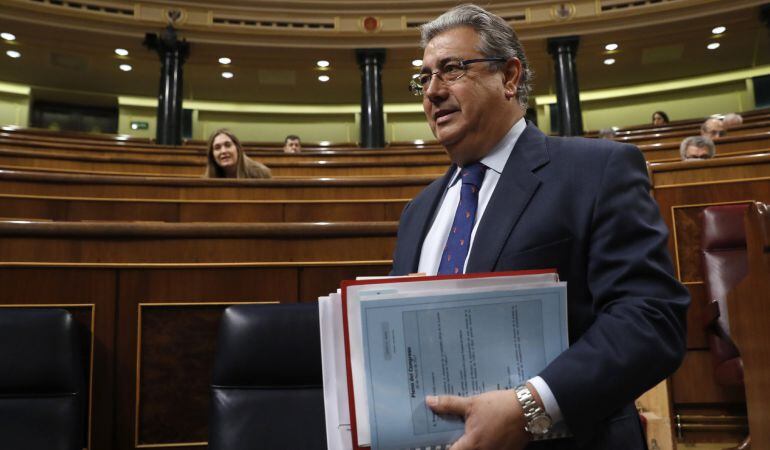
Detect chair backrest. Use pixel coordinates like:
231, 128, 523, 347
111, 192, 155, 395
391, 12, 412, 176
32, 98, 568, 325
0, 308, 84, 450
700, 203, 750, 386
209, 303, 326, 450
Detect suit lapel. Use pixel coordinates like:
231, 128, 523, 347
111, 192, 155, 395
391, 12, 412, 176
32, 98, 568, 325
399, 165, 456, 273
467, 123, 551, 272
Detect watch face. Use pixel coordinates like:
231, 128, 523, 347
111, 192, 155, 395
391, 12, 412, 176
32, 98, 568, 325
528, 415, 553, 435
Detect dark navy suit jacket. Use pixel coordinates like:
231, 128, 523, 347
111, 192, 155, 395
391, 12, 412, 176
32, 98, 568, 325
390, 123, 689, 449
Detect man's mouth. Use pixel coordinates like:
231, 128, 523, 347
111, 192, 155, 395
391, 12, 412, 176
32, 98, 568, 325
434, 109, 458, 125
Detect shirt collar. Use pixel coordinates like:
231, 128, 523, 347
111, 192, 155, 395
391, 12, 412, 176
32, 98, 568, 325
447, 117, 527, 187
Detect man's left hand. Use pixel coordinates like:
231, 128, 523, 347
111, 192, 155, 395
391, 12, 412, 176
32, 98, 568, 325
426, 389, 531, 450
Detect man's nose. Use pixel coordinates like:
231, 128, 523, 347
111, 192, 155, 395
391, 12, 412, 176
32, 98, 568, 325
424, 77, 447, 103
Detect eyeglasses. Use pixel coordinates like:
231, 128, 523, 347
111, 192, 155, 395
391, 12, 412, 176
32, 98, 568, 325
409, 57, 507, 96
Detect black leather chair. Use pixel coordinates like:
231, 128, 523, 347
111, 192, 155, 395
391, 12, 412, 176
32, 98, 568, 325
0, 308, 85, 450
209, 303, 326, 450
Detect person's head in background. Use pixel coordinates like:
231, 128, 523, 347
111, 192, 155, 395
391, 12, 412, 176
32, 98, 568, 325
205, 129, 243, 178
700, 117, 724, 140
680, 136, 715, 161
723, 113, 744, 129
597, 128, 616, 139
283, 135, 301, 153
204, 129, 272, 179
652, 111, 669, 126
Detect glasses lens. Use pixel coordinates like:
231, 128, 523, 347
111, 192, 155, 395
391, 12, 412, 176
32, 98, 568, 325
409, 79, 423, 96
441, 61, 465, 82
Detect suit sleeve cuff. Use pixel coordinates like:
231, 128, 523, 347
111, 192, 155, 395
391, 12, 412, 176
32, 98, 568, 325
528, 376, 564, 425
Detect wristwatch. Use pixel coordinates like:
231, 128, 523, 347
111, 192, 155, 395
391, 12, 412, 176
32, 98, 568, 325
514, 384, 553, 437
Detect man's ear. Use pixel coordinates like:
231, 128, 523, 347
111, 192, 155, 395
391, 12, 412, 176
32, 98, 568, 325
502, 57, 522, 94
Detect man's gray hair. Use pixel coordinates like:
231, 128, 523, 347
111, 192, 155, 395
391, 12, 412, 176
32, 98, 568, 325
680, 136, 716, 160
420, 4, 533, 109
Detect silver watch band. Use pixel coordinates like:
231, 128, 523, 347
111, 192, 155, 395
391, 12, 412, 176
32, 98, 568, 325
514, 384, 552, 437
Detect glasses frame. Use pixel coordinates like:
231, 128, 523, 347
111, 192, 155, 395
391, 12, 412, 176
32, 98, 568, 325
409, 57, 508, 96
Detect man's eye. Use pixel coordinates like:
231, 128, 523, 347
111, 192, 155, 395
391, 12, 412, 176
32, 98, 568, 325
442, 63, 462, 74
418, 74, 432, 85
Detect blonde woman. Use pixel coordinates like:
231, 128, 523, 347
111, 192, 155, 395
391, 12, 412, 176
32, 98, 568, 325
204, 129, 272, 179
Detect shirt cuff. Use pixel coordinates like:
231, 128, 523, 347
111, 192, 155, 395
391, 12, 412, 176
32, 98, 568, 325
527, 376, 564, 425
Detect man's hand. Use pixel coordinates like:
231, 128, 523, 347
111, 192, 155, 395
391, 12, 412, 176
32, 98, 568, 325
426, 389, 531, 450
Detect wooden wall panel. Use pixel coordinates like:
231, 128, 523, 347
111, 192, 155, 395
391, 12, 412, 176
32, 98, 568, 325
116, 266, 299, 450
684, 283, 707, 350
0, 170, 434, 200
136, 304, 234, 446
0, 267, 117, 450
671, 350, 746, 404
298, 263, 391, 301
650, 165, 770, 443
0, 222, 397, 263
0, 194, 409, 223
652, 158, 770, 186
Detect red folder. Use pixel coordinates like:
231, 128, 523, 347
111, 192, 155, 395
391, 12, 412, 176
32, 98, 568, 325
339, 269, 555, 450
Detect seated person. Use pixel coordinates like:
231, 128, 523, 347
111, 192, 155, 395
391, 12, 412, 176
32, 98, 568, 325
700, 117, 724, 140
722, 112, 744, 129
680, 136, 715, 160
597, 128, 615, 139
283, 135, 302, 153
652, 110, 669, 126
204, 129, 272, 179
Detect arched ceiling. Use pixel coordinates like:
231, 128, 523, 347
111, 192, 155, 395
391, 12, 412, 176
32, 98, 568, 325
0, 0, 768, 106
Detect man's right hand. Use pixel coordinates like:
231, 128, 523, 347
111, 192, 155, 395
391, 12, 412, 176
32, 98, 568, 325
426, 389, 531, 450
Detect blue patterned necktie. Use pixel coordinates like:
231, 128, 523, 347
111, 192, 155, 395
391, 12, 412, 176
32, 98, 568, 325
437, 162, 487, 275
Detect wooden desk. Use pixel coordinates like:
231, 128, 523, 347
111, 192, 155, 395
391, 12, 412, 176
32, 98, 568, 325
0, 261, 391, 450
0, 170, 435, 200
0, 194, 408, 223
650, 155, 770, 443
0, 221, 397, 263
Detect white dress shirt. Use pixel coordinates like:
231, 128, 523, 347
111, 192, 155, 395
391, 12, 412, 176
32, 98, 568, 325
416, 117, 564, 426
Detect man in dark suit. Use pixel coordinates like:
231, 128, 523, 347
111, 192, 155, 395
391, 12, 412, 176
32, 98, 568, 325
390, 5, 689, 449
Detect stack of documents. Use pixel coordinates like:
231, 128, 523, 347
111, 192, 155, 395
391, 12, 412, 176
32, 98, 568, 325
318, 270, 568, 450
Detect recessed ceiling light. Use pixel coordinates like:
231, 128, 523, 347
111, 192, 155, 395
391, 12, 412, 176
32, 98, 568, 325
412, 59, 423, 67
114, 48, 129, 56
119, 64, 132, 71
1, 32, 16, 41
603, 58, 615, 65
6, 50, 21, 59
316, 60, 330, 68
707, 42, 720, 50
218, 57, 231, 65
605, 43, 618, 51
319, 141, 331, 146
221, 71, 234, 79
712, 26, 726, 35
318, 75, 330, 82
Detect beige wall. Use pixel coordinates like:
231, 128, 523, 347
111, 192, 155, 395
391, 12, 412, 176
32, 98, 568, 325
535, 75, 757, 133
386, 112, 434, 143
118, 105, 157, 138
3, 69, 762, 141
196, 110, 357, 143
581, 80, 754, 131
0, 91, 30, 128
